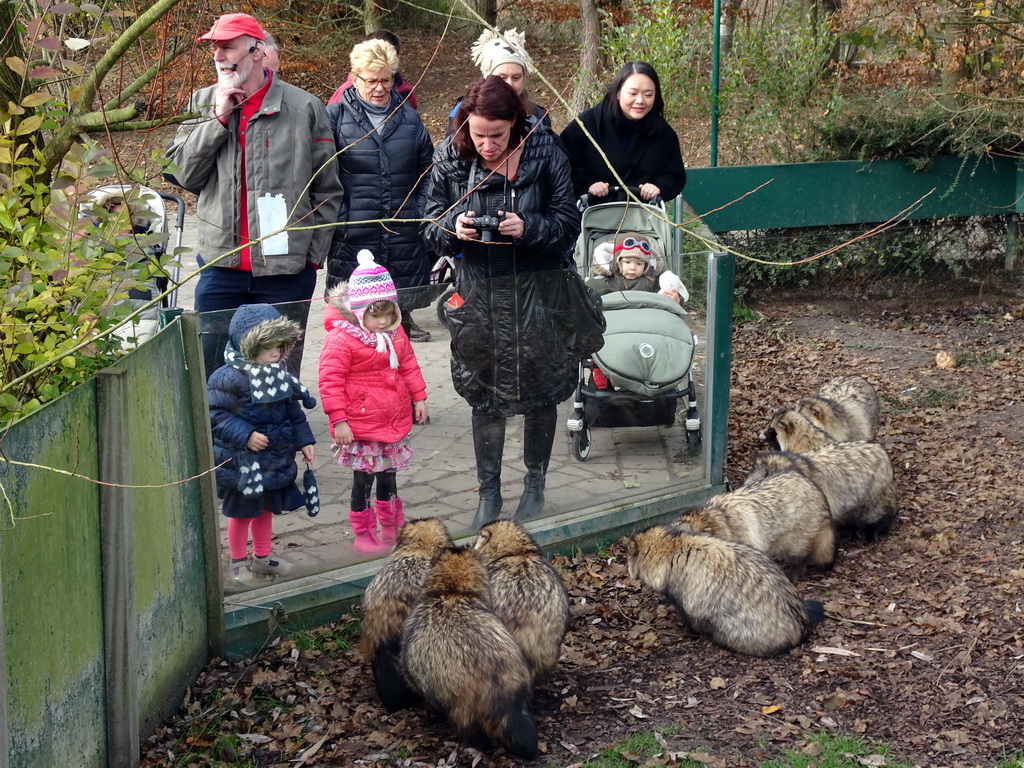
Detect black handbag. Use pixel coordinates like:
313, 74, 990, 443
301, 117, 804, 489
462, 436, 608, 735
558, 263, 606, 357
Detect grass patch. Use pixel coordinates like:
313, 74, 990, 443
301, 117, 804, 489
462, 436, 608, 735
760, 731, 913, 767
550, 730, 918, 768
882, 387, 965, 413
953, 349, 1000, 368
734, 301, 761, 324
581, 731, 703, 768
849, 340, 887, 351
996, 751, 1024, 768
288, 616, 361, 655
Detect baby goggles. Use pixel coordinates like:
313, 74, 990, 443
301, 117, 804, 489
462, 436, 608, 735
613, 237, 652, 255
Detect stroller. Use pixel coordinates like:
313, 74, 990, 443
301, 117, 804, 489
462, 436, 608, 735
565, 187, 702, 460
81, 184, 184, 347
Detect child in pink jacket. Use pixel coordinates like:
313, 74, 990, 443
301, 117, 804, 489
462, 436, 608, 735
319, 250, 429, 553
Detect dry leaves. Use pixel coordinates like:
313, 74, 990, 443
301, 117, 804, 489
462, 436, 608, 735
140, 297, 1024, 766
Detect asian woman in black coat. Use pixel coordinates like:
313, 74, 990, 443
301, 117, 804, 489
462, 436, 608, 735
561, 61, 686, 202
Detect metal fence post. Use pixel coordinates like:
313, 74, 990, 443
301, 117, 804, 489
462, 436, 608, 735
180, 312, 226, 659
706, 251, 735, 486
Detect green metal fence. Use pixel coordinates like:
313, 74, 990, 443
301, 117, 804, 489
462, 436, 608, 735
683, 155, 1023, 299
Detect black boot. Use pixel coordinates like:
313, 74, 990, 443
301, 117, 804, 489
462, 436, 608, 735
401, 311, 431, 342
470, 411, 506, 530
516, 404, 557, 521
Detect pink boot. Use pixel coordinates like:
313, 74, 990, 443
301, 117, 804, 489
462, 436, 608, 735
376, 498, 406, 545
349, 508, 387, 555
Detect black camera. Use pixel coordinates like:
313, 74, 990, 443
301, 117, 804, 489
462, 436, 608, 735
470, 213, 504, 243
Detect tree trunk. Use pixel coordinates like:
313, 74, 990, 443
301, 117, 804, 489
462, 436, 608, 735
570, 0, 602, 116
720, 0, 741, 55
937, 2, 966, 99
362, 0, 379, 34
470, 0, 497, 27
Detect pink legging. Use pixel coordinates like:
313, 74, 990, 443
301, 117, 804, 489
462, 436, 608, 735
227, 511, 273, 560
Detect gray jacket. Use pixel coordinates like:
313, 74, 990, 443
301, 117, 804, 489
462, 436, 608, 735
166, 74, 343, 275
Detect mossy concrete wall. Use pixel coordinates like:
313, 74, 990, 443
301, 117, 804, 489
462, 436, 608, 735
0, 320, 218, 768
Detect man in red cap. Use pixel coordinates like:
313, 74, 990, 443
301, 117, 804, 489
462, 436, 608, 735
167, 12, 343, 377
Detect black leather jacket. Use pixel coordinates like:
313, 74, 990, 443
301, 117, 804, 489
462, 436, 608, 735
422, 120, 582, 415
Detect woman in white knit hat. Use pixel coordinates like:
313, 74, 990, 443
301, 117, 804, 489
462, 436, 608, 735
445, 28, 551, 136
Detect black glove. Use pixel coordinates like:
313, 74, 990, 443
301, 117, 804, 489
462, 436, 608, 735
303, 468, 320, 517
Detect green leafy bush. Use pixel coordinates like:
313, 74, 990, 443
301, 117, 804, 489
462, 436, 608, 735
725, 216, 1014, 300
717, 8, 844, 164
815, 88, 1024, 161
0, 109, 173, 427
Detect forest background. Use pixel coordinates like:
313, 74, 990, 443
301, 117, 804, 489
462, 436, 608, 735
1, 0, 1023, 423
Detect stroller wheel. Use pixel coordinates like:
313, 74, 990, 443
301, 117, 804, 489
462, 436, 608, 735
435, 285, 457, 328
571, 427, 592, 461
686, 426, 702, 456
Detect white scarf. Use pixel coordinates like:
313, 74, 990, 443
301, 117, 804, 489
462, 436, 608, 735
333, 318, 399, 369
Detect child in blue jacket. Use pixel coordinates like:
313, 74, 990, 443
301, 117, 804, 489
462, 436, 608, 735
207, 303, 317, 591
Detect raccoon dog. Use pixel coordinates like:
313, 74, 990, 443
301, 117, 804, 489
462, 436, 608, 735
759, 407, 837, 453
746, 442, 898, 540
760, 376, 880, 452
627, 526, 825, 657
474, 520, 570, 682
360, 518, 454, 712
671, 470, 836, 581
401, 546, 539, 760
796, 375, 880, 443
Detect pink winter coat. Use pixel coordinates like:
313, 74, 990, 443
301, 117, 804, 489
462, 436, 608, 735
319, 293, 427, 444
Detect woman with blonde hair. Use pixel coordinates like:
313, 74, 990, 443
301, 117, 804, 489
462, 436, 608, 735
327, 39, 435, 340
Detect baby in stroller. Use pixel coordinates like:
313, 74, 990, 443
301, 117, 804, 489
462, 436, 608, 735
586, 231, 688, 390
81, 186, 167, 348
588, 231, 688, 303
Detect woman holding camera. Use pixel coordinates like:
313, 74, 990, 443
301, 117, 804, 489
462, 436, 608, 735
422, 75, 581, 529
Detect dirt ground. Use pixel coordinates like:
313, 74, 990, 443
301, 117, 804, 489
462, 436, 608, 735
138, 295, 1024, 768
128, 27, 1024, 768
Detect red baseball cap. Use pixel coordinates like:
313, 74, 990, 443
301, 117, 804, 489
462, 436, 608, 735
198, 13, 266, 42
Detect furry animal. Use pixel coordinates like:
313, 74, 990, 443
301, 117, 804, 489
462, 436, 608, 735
746, 442, 898, 540
796, 375, 879, 444
758, 406, 837, 453
474, 520, 570, 681
760, 376, 880, 452
401, 546, 539, 760
360, 518, 454, 712
627, 525, 825, 657
670, 470, 836, 581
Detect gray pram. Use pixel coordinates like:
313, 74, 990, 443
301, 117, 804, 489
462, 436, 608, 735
81, 184, 184, 348
565, 188, 701, 460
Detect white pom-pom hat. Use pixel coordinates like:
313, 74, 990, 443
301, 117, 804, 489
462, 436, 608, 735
348, 249, 399, 325
471, 28, 534, 77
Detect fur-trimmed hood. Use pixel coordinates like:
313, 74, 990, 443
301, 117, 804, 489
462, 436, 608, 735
325, 282, 401, 332
228, 304, 303, 364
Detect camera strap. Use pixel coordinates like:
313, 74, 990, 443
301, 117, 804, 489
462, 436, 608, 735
469, 157, 511, 216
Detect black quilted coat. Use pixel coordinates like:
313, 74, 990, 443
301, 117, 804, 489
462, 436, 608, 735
207, 304, 316, 518
421, 120, 582, 416
326, 88, 434, 306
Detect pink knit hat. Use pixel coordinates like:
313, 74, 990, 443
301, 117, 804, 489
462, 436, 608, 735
348, 250, 399, 326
